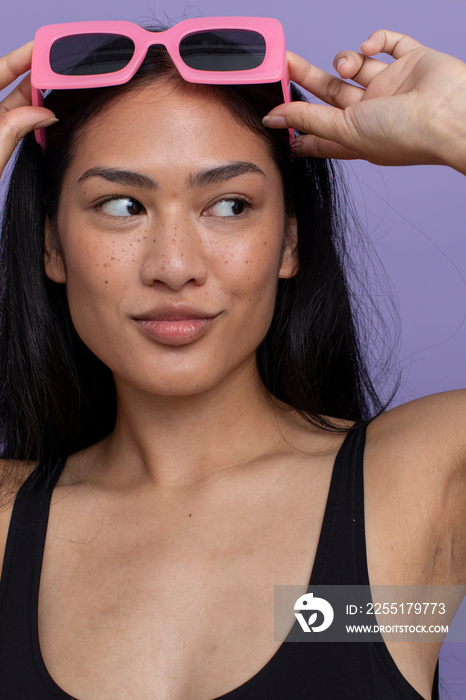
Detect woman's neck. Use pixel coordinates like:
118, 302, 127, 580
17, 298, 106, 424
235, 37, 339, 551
84, 363, 289, 493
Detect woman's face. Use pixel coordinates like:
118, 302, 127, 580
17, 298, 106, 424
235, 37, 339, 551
45, 82, 297, 398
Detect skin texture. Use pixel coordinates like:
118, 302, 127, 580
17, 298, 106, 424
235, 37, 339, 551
0, 31, 464, 700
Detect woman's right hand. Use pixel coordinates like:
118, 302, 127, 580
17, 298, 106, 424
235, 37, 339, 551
0, 42, 56, 175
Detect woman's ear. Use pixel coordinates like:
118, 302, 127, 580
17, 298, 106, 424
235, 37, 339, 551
43, 217, 66, 283
278, 217, 298, 279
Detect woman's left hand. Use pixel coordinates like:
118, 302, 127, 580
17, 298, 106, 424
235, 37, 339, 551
263, 30, 466, 174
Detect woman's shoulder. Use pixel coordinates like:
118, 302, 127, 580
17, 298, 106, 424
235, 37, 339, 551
0, 459, 37, 576
0, 458, 38, 505
368, 388, 466, 466
366, 389, 466, 508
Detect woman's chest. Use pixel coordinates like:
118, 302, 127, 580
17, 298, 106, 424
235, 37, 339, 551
34, 439, 442, 700
37, 472, 327, 699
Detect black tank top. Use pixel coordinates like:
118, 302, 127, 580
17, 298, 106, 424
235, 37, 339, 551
0, 424, 439, 699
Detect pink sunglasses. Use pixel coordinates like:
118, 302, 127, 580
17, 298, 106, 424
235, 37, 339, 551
31, 17, 291, 152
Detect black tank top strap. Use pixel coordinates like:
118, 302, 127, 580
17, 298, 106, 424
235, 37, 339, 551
0, 459, 71, 698
311, 421, 369, 586
311, 421, 439, 700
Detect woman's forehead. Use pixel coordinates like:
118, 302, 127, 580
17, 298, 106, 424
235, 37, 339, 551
66, 82, 280, 183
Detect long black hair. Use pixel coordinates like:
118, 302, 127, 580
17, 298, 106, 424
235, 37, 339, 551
0, 39, 391, 470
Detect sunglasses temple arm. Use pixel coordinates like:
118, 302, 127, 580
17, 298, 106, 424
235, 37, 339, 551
281, 69, 295, 149
31, 87, 47, 154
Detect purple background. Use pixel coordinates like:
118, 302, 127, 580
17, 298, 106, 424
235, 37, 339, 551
1, 0, 465, 697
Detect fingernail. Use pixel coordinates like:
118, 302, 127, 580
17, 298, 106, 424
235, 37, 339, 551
336, 58, 347, 71
34, 117, 59, 129
262, 115, 287, 128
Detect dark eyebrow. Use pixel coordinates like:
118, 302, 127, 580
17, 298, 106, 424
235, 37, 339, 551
188, 161, 266, 188
77, 161, 265, 190
77, 167, 157, 190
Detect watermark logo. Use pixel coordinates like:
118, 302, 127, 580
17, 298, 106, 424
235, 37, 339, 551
275, 585, 464, 642
294, 592, 334, 633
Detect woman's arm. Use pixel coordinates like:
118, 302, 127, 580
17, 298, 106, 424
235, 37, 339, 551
263, 30, 466, 175
366, 391, 466, 587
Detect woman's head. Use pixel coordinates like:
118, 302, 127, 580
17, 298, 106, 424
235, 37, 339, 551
0, 37, 383, 464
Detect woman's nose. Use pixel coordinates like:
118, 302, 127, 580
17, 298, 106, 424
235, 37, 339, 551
140, 217, 208, 291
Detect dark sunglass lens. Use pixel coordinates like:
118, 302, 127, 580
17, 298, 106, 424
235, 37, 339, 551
50, 34, 135, 76
179, 30, 266, 71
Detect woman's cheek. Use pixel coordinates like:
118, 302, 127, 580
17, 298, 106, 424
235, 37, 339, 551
62, 238, 131, 335
221, 236, 284, 338
213, 224, 283, 284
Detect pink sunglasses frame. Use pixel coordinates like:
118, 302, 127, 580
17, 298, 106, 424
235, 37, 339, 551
31, 17, 291, 152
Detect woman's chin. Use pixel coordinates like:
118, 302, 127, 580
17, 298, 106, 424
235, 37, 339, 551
113, 355, 258, 403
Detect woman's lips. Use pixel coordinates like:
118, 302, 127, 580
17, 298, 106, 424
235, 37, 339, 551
134, 316, 217, 346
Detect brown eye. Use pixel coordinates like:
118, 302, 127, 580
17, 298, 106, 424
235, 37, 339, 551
206, 199, 249, 217
101, 197, 143, 217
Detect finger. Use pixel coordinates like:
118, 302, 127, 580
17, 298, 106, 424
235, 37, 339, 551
292, 134, 360, 160
0, 106, 57, 172
333, 51, 388, 88
287, 51, 365, 108
264, 101, 355, 151
360, 29, 425, 60
0, 42, 34, 92
0, 74, 32, 112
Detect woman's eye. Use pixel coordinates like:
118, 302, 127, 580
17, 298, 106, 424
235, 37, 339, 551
206, 199, 249, 218
100, 197, 143, 217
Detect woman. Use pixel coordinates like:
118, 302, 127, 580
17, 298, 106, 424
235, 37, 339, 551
0, 21, 464, 699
